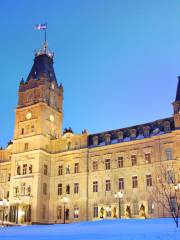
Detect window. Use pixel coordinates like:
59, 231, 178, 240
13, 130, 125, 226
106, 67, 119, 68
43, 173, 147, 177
44, 164, 48, 176
105, 159, 111, 170
165, 148, 173, 160
58, 165, 63, 175
66, 185, 70, 194
74, 183, 79, 194
93, 206, 98, 218
133, 201, 139, 215
93, 181, 98, 192
93, 161, 98, 171
145, 153, 151, 164
66, 165, 70, 174
106, 180, 111, 191
74, 207, 79, 219
29, 164, 32, 174
17, 166, 21, 175
21, 128, 24, 135
148, 200, 154, 214
14, 186, 19, 196
131, 155, 137, 166
170, 197, 177, 213
24, 143, 29, 151
132, 176, 138, 188
118, 178, 124, 190
57, 206, 62, 219
23, 164, 27, 175
146, 174, 152, 187
167, 170, 174, 184
118, 157, 123, 168
58, 183, 62, 195
43, 183, 47, 195
74, 163, 79, 174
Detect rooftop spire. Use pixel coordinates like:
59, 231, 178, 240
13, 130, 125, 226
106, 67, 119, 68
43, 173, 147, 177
175, 76, 180, 102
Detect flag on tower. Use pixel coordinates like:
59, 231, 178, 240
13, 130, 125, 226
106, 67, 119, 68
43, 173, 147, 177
35, 23, 47, 30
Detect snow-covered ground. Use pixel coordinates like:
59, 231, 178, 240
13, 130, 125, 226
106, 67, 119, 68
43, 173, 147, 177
0, 218, 179, 240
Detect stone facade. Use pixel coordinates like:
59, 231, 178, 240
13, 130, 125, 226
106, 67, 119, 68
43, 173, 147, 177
0, 43, 180, 224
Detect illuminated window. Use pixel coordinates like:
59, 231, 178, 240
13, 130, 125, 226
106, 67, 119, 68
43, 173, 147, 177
74, 207, 79, 219
57, 206, 62, 219
145, 153, 151, 164
148, 200, 154, 214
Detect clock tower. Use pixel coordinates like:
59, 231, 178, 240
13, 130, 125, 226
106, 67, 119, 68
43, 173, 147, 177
10, 43, 63, 224
173, 77, 180, 129
14, 43, 63, 143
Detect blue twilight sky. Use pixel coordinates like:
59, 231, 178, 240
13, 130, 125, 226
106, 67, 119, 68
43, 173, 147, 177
0, 0, 180, 147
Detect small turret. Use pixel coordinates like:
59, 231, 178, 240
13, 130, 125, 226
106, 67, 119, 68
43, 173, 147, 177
173, 77, 180, 129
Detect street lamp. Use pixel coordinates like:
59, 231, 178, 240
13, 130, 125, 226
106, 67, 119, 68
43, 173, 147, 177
0, 199, 9, 226
60, 197, 69, 224
114, 192, 123, 219
14, 198, 21, 224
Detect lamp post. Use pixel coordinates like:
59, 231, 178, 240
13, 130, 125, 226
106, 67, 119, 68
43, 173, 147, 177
114, 192, 123, 219
0, 199, 9, 226
14, 198, 21, 224
60, 197, 69, 224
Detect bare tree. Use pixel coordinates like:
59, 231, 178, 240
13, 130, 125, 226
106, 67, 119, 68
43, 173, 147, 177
151, 163, 180, 228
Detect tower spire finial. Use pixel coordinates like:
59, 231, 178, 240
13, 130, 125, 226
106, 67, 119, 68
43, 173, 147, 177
35, 23, 54, 58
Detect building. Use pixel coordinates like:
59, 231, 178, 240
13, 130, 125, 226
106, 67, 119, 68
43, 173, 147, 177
0, 42, 180, 224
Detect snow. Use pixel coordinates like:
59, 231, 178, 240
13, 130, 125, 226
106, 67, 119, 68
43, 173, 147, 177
0, 218, 179, 240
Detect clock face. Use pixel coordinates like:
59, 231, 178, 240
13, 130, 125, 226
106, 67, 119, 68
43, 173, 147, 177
26, 112, 32, 120
50, 115, 54, 122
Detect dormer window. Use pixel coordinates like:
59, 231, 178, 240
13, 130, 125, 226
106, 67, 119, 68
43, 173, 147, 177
92, 136, 98, 146
164, 121, 171, 133
130, 129, 136, 140
116, 131, 124, 142
143, 126, 150, 138
104, 134, 111, 145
